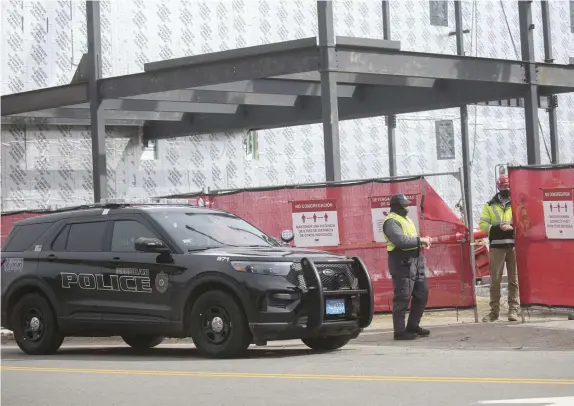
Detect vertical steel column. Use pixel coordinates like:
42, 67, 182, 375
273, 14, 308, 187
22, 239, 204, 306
541, 0, 559, 163
318, 0, 342, 182
86, 0, 107, 202
455, 1, 478, 324
518, 0, 541, 165
382, 1, 397, 176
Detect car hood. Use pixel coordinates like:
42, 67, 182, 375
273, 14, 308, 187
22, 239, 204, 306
188, 246, 348, 261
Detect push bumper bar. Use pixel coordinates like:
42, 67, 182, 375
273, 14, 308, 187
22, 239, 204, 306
301, 256, 374, 333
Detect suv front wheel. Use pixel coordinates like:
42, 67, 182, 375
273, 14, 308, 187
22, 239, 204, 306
189, 290, 252, 358
302, 335, 353, 351
122, 335, 165, 350
11, 293, 64, 355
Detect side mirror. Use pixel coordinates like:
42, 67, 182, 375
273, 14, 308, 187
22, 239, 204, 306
280, 229, 295, 244
135, 237, 170, 253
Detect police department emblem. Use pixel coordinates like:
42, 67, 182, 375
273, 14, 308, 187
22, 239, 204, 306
155, 272, 168, 294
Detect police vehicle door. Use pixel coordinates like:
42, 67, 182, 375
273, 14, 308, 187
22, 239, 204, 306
100, 215, 174, 324
39, 219, 108, 323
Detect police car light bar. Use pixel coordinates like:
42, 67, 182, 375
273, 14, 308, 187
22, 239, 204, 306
100, 197, 204, 206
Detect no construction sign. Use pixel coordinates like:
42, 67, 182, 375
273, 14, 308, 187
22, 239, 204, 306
291, 200, 340, 247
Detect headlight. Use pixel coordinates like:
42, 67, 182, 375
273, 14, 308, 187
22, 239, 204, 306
231, 261, 293, 276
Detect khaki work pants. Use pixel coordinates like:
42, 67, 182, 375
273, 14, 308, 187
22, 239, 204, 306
488, 246, 519, 317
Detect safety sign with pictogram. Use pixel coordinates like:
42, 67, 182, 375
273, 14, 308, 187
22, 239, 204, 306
291, 199, 340, 247
542, 188, 574, 239
370, 194, 420, 243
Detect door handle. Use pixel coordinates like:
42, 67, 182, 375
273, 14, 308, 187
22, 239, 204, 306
112, 257, 121, 261
48, 254, 57, 262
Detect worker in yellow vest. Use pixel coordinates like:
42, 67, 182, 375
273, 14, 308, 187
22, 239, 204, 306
383, 194, 432, 340
479, 173, 519, 322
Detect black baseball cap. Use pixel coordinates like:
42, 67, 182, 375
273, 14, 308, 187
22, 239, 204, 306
390, 194, 411, 206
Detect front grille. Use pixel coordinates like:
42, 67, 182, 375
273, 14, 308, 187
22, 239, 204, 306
285, 262, 308, 291
285, 261, 359, 291
316, 263, 359, 290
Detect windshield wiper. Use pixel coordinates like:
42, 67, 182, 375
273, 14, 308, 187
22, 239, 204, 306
185, 225, 227, 246
225, 225, 276, 246
187, 246, 222, 252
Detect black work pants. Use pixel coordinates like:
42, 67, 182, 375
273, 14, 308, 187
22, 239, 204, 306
389, 252, 429, 333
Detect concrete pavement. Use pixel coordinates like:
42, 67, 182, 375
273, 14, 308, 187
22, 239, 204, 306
2, 320, 573, 406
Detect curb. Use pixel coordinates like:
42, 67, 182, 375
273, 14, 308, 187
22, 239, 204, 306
1, 329, 14, 339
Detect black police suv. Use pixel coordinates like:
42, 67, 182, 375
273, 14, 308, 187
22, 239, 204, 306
1, 201, 374, 358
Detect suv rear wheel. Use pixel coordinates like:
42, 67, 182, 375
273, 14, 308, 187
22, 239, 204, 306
122, 335, 165, 350
302, 335, 353, 351
11, 293, 64, 355
189, 290, 252, 358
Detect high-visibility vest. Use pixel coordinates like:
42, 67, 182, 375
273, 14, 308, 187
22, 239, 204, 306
383, 212, 419, 252
479, 202, 514, 245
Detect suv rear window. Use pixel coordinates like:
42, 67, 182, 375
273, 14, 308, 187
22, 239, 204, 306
3, 222, 54, 252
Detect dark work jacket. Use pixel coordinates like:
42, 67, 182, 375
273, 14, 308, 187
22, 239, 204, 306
383, 217, 426, 280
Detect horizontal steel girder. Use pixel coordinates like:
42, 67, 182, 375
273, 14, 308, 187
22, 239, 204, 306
10, 108, 186, 121
101, 39, 320, 99
123, 90, 298, 106
194, 79, 356, 97
272, 72, 436, 87
1, 116, 146, 126
66, 100, 239, 114
536, 63, 574, 89
1, 83, 89, 116
143, 82, 530, 140
336, 49, 527, 84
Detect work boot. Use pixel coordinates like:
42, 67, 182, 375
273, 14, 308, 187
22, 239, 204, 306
508, 311, 518, 322
394, 331, 417, 341
482, 313, 498, 323
406, 326, 430, 337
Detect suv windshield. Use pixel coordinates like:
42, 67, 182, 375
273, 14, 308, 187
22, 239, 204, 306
152, 210, 281, 250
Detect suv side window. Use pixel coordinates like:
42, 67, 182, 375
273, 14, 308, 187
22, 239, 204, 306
66, 221, 107, 252
111, 220, 157, 252
3, 222, 54, 252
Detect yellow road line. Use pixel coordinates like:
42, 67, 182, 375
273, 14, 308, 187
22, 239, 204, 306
1, 366, 573, 385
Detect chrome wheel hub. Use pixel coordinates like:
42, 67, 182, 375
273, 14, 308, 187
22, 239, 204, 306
211, 316, 224, 333
30, 317, 41, 332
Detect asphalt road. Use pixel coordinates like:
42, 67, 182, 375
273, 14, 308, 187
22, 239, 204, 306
2, 323, 574, 406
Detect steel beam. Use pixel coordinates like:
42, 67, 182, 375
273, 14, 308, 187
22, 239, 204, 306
518, 0, 541, 165
382, 0, 397, 177
100, 39, 320, 99
144, 37, 318, 71
10, 108, 186, 121
195, 79, 356, 97
272, 72, 435, 87
0, 83, 89, 116
541, 0, 559, 164
87, 0, 107, 202
336, 49, 526, 84
1, 117, 146, 126
536, 64, 574, 89
318, 0, 341, 182
81, 100, 239, 114
124, 90, 297, 106
144, 82, 527, 140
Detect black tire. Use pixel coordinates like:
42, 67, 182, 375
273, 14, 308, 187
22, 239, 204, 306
302, 335, 353, 351
11, 293, 64, 355
189, 290, 252, 358
122, 335, 165, 350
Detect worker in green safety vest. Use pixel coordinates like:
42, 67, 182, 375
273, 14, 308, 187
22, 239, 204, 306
479, 173, 519, 323
383, 193, 432, 341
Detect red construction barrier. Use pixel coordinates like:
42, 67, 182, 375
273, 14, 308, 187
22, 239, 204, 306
203, 176, 475, 312
508, 164, 574, 309
1, 176, 476, 312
